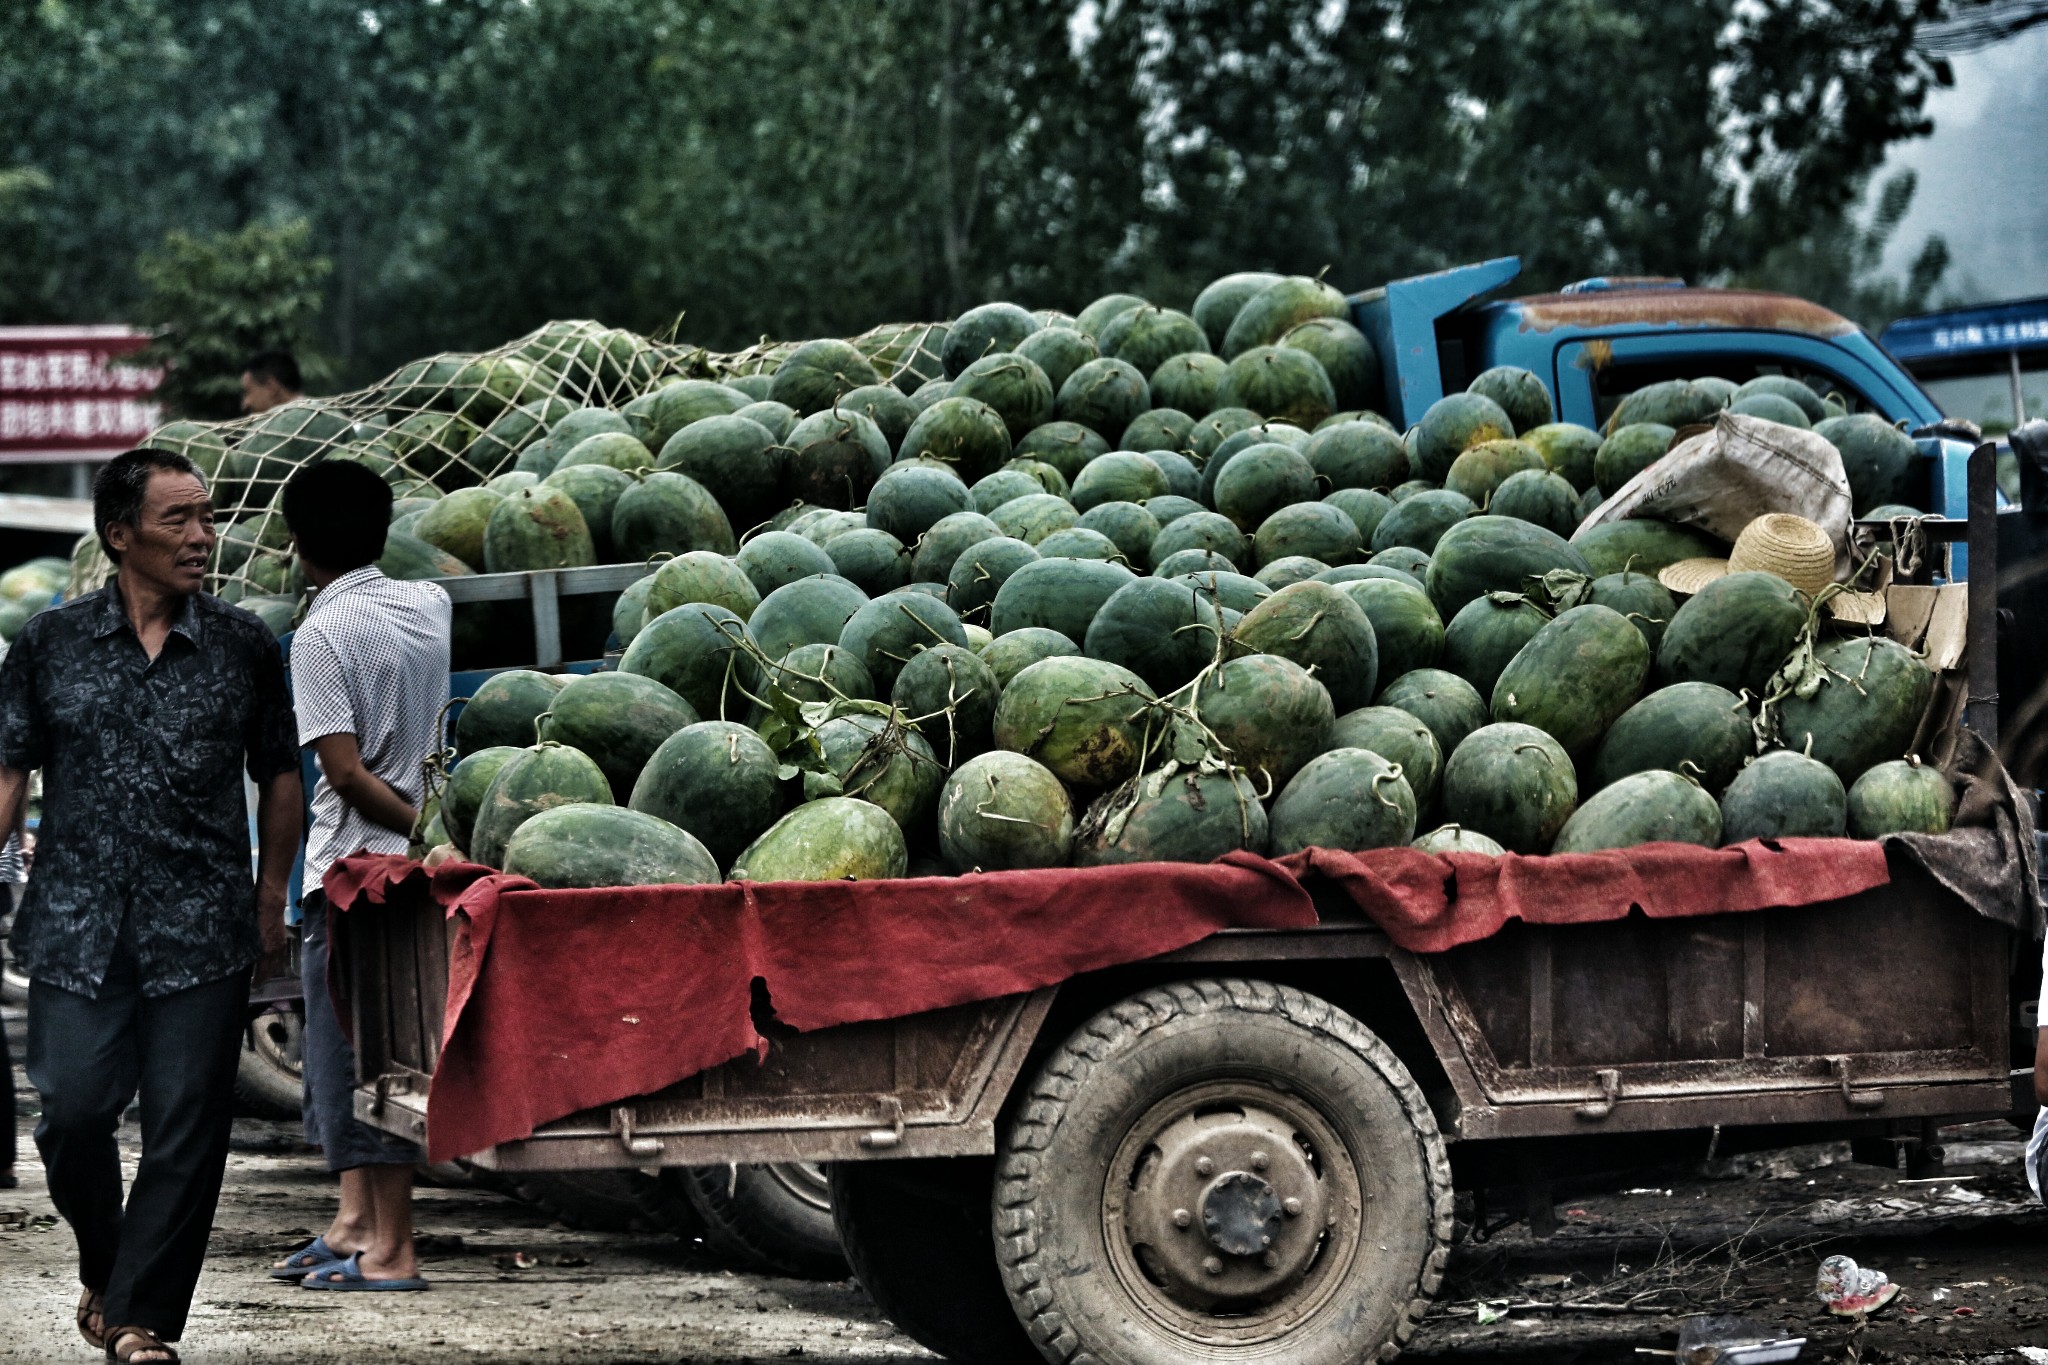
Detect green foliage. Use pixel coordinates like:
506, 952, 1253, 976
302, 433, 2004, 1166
130, 220, 331, 420
0, 0, 1956, 383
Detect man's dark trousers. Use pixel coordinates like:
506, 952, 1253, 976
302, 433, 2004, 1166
25, 937, 245, 1342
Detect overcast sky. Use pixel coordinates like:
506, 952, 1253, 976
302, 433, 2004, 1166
1878, 23, 2048, 305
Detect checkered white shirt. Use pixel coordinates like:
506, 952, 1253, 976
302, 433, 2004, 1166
291, 565, 452, 896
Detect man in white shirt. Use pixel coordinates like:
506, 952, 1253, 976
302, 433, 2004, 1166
271, 458, 450, 1291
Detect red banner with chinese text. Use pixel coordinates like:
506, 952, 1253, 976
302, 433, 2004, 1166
0, 326, 163, 462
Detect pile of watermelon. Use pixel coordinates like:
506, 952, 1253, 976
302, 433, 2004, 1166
135, 281, 1953, 889
0, 555, 72, 643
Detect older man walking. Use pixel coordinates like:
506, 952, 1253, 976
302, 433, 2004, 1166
0, 447, 302, 1363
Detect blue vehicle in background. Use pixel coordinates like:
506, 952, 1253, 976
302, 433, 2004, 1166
1352, 257, 1980, 548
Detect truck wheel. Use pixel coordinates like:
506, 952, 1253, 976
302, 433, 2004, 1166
830, 1158, 1043, 1365
509, 1170, 701, 1238
676, 1162, 849, 1278
995, 978, 1452, 1365
234, 1009, 305, 1120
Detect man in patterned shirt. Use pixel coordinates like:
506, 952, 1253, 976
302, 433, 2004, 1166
271, 458, 449, 1292
0, 447, 302, 1363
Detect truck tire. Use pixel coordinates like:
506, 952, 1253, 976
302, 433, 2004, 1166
234, 1008, 305, 1120
830, 1158, 1043, 1365
676, 1162, 848, 1278
508, 1170, 701, 1238
995, 978, 1453, 1365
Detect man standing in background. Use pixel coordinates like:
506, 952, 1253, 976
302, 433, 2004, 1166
270, 457, 448, 1292
0, 447, 302, 1363
239, 351, 304, 415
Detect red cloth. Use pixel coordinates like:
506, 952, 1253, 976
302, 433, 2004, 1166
325, 836, 1890, 1161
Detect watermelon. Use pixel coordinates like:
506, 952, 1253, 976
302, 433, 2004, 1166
735, 399, 798, 445
1329, 706, 1443, 808
1193, 653, 1335, 789
1151, 511, 1250, 570
611, 472, 737, 561
769, 339, 881, 414
1253, 556, 1328, 589
759, 641, 876, 708
814, 712, 944, 830
826, 529, 912, 596
1222, 275, 1347, 358
1816, 414, 1922, 513
1155, 548, 1239, 577
1214, 443, 1317, 532
992, 655, 1158, 788
971, 470, 1046, 516
1425, 515, 1590, 619
1728, 393, 1811, 428
1441, 593, 1551, 701
1369, 489, 1475, 556
1654, 572, 1808, 695
541, 464, 633, 561
984, 546, 1132, 636
1409, 392, 1515, 482
1202, 422, 1314, 503
735, 531, 837, 596
628, 720, 786, 869
1445, 439, 1546, 507
1253, 502, 1361, 569
782, 407, 891, 509
1036, 527, 1122, 562
978, 626, 1080, 688
1307, 422, 1409, 492
1440, 722, 1578, 854
942, 303, 1040, 378
950, 353, 1055, 443
455, 669, 566, 754
410, 487, 504, 570
947, 535, 1041, 618
1085, 577, 1227, 694
1587, 681, 1751, 795
1584, 569, 1680, 650
1733, 375, 1825, 424
1412, 824, 1505, 855
1014, 326, 1099, 396
1570, 518, 1728, 576
502, 804, 719, 890
1592, 423, 1677, 493
910, 510, 1002, 583
1335, 577, 1444, 680
1323, 488, 1395, 544
1608, 379, 1721, 432
1074, 767, 1269, 865
557, 431, 654, 476
1111, 307, 1208, 378
1522, 422, 1603, 492
1281, 317, 1380, 412
1117, 409, 1193, 457
646, 550, 761, 621
989, 492, 1080, 545
747, 574, 870, 660
1055, 359, 1150, 445
1150, 352, 1228, 417
1551, 769, 1720, 852
441, 746, 522, 852
654, 415, 783, 532
1175, 571, 1271, 615
612, 574, 656, 647
1270, 748, 1417, 854
898, 397, 1013, 484
1071, 451, 1170, 512
1077, 501, 1162, 566
730, 797, 908, 881
837, 384, 921, 452
1775, 636, 1934, 784
1192, 272, 1284, 350
1013, 421, 1110, 482
1487, 469, 1580, 537
1718, 749, 1848, 843
1232, 580, 1379, 711
1490, 604, 1650, 755
838, 590, 970, 693
936, 750, 1076, 872
1215, 346, 1337, 429
1189, 408, 1264, 462
1466, 366, 1552, 434
891, 643, 1001, 762
538, 671, 699, 800
911, 379, 953, 411
470, 742, 614, 869
620, 601, 757, 719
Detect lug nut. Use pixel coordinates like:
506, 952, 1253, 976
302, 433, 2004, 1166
1250, 1150, 1269, 1171
1263, 1251, 1280, 1268
1172, 1208, 1191, 1229
1194, 1156, 1214, 1177
1203, 1256, 1223, 1276
1283, 1197, 1303, 1216
1260, 1234, 1271, 1247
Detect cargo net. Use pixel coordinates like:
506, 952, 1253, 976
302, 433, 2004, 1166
85, 318, 949, 618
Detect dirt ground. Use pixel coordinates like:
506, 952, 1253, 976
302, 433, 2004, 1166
5, 995, 2046, 1363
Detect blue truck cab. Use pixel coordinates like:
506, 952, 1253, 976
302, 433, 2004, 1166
1351, 258, 1978, 558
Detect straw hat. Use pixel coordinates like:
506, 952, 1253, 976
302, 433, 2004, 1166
1657, 513, 1886, 624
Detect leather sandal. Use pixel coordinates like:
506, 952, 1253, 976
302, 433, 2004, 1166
104, 1324, 178, 1363
76, 1287, 105, 1349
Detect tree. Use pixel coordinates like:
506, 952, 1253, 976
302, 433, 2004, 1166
129, 220, 332, 420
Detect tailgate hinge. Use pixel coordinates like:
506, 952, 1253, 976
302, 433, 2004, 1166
1575, 1069, 1621, 1121
1828, 1056, 1886, 1109
858, 1096, 906, 1150
610, 1106, 664, 1158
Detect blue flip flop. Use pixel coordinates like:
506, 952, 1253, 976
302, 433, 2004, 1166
269, 1236, 344, 1280
300, 1252, 429, 1292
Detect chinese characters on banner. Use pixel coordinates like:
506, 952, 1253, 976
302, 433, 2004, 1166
0, 327, 163, 461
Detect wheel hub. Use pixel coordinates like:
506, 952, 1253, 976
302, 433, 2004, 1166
1122, 1103, 1331, 1310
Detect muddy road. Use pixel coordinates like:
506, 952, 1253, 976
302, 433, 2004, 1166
4, 1001, 2043, 1362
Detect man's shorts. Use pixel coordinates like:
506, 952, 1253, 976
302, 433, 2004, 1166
299, 891, 423, 1172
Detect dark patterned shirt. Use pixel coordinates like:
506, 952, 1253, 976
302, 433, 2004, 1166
0, 584, 299, 997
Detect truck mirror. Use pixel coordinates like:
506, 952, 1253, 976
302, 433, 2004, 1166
2012, 420, 2048, 515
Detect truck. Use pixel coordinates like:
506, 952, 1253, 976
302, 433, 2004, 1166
331, 261, 2039, 1365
